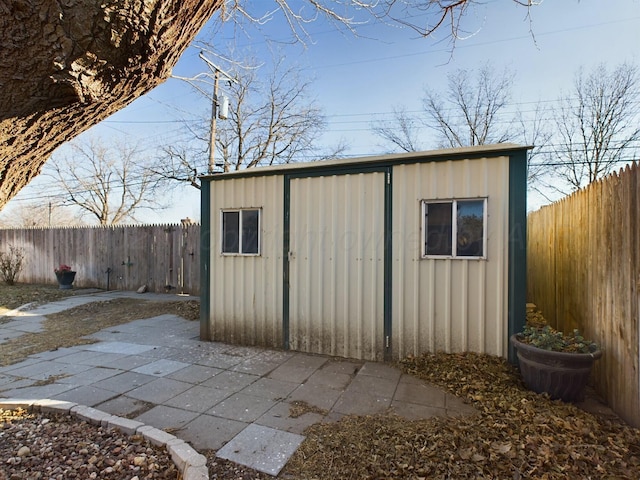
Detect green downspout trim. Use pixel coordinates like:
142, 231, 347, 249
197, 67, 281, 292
282, 175, 291, 350
507, 150, 528, 363
199, 179, 212, 341
383, 167, 393, 361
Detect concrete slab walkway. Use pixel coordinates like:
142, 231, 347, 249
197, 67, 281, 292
0, 290, 476, 476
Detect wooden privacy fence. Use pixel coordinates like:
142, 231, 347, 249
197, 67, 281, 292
0, 224, 201, 295
527, 163, 640, 427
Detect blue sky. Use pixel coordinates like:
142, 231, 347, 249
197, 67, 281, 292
3, 0, 640, 224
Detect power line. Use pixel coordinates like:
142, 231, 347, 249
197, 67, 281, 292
104, 119, 198, 124
102, 96, 640, 130
9, 148, 640, 206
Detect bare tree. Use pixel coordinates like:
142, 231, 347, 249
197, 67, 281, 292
155, 145, 206, 190
372, 106, 425, 153
46, 137, 165, 225
423, 64, 516, 148
373, 64, 516, 150
1, 0, 541, 209
218, 56, 337, 171
515, 102, 554, 199
550, 62, 640, 190
0, 201, 81, 228
155, 54, 347, 187
372, 64, 553, 190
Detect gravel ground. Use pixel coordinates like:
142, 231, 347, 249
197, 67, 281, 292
0, 408, 179, 480
0, 407, 278, 479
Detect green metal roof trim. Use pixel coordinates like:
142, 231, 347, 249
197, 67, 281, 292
200, 143, 532, 182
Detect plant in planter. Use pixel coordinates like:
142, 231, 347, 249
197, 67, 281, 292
54, 264, 76, 290
510, 312, 601, 402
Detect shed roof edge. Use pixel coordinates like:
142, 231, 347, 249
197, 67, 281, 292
200, 143, 532, 181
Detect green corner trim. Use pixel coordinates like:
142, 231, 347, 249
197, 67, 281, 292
200, 179, 212, 341
507, 150, 528, 363
283, 175, 291, 350
383, 167, 393, 361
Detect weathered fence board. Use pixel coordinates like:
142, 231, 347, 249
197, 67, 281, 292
0, 224, 200, 295
528, 163, 640, 427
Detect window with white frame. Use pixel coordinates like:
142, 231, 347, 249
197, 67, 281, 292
221, 209, 261, 255
422, 199, 486, 258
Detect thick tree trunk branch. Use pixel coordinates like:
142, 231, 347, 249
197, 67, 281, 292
0, 0, 222, 210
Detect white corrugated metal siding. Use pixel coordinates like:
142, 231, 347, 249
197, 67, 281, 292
392, 156, 510, 358
208, 174, 284, 347
288, 173, 385, 360
206, 149, 517, 361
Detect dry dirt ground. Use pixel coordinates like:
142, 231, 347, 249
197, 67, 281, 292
2, 284, 640, 479
0, 295, 199, 367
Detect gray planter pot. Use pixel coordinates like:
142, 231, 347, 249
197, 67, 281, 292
55, 271, 76, 290
510, 334, 602, 402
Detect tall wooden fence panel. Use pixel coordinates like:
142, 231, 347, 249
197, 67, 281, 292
528, 164, 639, 427
0, 224, 201, 295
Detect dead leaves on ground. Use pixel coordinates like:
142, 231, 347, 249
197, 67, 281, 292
285, 352, 640, 479
289, 400, 329, 419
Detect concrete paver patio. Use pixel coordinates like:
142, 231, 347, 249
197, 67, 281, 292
0, 291, 476, 476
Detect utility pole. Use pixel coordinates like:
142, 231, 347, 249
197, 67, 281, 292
208, 68, 220, 174
199, 52, 236, 174
172, 53, 236, 174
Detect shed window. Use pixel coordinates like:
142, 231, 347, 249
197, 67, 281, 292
221, 209, 260, 255
423, 199, 486, 258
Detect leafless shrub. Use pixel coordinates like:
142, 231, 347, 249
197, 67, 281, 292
0, 245, 25, 285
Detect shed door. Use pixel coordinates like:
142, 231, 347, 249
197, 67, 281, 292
287, 172, 386, 360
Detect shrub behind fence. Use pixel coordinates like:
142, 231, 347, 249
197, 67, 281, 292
0, 224, 201, 295
527, 163, 640, 427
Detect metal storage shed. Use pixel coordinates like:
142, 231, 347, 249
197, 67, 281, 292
200, 144, 529, 362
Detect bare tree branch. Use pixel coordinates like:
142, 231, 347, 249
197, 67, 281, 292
156, 50, 347, 187
515, 102, 552, 183
46, 137, 166, 225
423, 63, 516, 148
550, 62, 640, 190
0, 201, 81, 228
152, 146, 204, 190
371, 64, 518, 151
368, 0, 540, 47
371, 106, 424, 153
371, 63, 553, 195
1, 0, 543, 210
214, 1, 541, 48
219, 55, 337, 170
